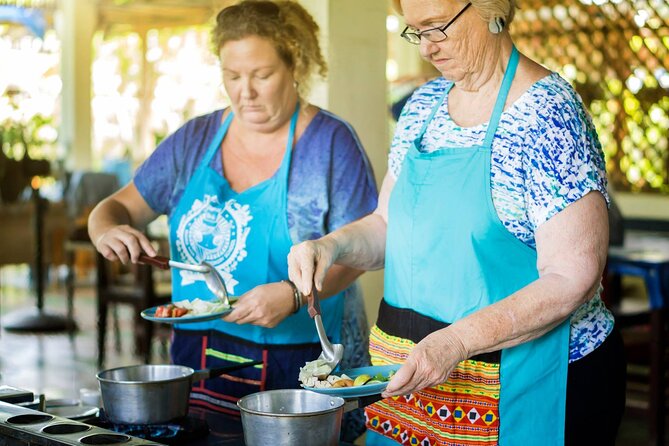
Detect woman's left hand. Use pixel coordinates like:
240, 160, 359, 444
382, 328, 468, 398
222, 281, 294, 328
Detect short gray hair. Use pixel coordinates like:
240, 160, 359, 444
392, 0, 517, 26
470, 0, 517, 26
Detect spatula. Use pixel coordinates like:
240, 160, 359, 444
306, 287, 344, 378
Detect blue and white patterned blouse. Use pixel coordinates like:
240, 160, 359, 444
389, 73, 613, 362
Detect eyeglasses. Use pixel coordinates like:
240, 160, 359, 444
400, 3, 471, 45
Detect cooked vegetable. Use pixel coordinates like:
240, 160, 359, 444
331, 379, 354, 388
353, 374, 372, 387
153, 298, 230, 318
299, 366, 396, 389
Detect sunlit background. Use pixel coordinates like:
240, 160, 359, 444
1, 0, 669, 198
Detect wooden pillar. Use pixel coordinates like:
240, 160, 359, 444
301, 0, 388, 323
58, 0, 96, 170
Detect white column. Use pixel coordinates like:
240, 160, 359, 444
57, 0, 96, 170
302, 0, 388, 323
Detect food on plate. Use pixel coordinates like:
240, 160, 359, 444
331, 378, 354, 388
298, 358, 333, 383
299, 360, 396, 389
155, 305, 189, 318
153, 298, 230, 318
353, 374, 372, 387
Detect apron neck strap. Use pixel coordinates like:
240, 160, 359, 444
414, 46, 519, 149
203, 110, 234, 166
482, 46, 519, 148
202, 103, 301, 171
417, 86, 450, 138
279, 102, 300, 172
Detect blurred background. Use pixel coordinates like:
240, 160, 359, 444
0, 0, 668, 444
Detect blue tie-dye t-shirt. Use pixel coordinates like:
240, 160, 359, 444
389, 73, 613, 362
134, 107, 378, 370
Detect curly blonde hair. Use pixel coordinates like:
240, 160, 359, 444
212, 0, 327, 98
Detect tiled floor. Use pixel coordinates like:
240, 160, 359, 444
0, 264, 658, 445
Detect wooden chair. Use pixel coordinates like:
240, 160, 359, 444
607, 246, 669, 446
95, 251, 171, 367
63, 171, 119, 324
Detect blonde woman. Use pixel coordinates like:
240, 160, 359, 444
89, 1, 376, 440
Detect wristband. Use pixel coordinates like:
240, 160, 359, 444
282, 279, 303, 314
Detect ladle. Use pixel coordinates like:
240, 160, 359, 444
306, 288, 344, 378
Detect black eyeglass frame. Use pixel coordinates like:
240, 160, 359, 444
400, 3, 472, 45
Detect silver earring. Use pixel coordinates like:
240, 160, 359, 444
488, 17, 504, 34
293, 81, 298, 89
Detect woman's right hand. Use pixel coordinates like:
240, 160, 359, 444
287, 237, 339, 296
94, 224, 156, 264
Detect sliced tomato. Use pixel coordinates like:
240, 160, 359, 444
172, 307, 189, 317
155, 304, 176, 318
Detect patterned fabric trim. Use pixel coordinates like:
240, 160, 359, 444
366, 325, 500, 445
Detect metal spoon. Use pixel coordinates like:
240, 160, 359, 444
138, 254, 210, 273
138, 255, 232, 307
306, 287, 344, 378
200, 261, 231, 307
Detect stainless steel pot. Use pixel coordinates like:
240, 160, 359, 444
97, 361, 261, 425
237, 389, 345, 446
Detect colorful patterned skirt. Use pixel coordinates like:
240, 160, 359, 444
365, 300, 501, 445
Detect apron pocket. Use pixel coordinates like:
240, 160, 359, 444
367, 324, 501, 445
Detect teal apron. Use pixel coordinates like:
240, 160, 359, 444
366, 47, 569, 444
168, 105, 344, 413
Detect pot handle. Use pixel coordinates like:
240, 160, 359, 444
192, 360, 263, 381
343, 393, 384, 413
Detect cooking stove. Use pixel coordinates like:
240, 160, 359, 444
89, 409, 209, 445
0, 400, 164, 446
0, 386, 245, 446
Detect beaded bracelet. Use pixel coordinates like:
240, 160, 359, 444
282, 279, 303, 314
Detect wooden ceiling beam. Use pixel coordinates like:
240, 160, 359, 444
99, 4, 216, 29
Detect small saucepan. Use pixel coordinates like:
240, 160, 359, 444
237, 390, 382, 446
97, 361, 261, 425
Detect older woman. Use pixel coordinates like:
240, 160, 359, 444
288, 0, 625, 444
88, 0, 376, 438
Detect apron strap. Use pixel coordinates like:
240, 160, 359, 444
276, 102, 300, 185
482, 46, 519, 149
202, 105, 300, 183
202, 111, 234, 167
417, 86, 449, 137
413, 47, 519, 151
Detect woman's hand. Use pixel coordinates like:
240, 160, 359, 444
88, 183, 160, 264
382, 328, 468, 398
288, 237, 340, 296
94, 224, 156, 264
223, 281, 295, 328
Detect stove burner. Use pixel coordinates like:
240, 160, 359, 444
90, 410, 209, 445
